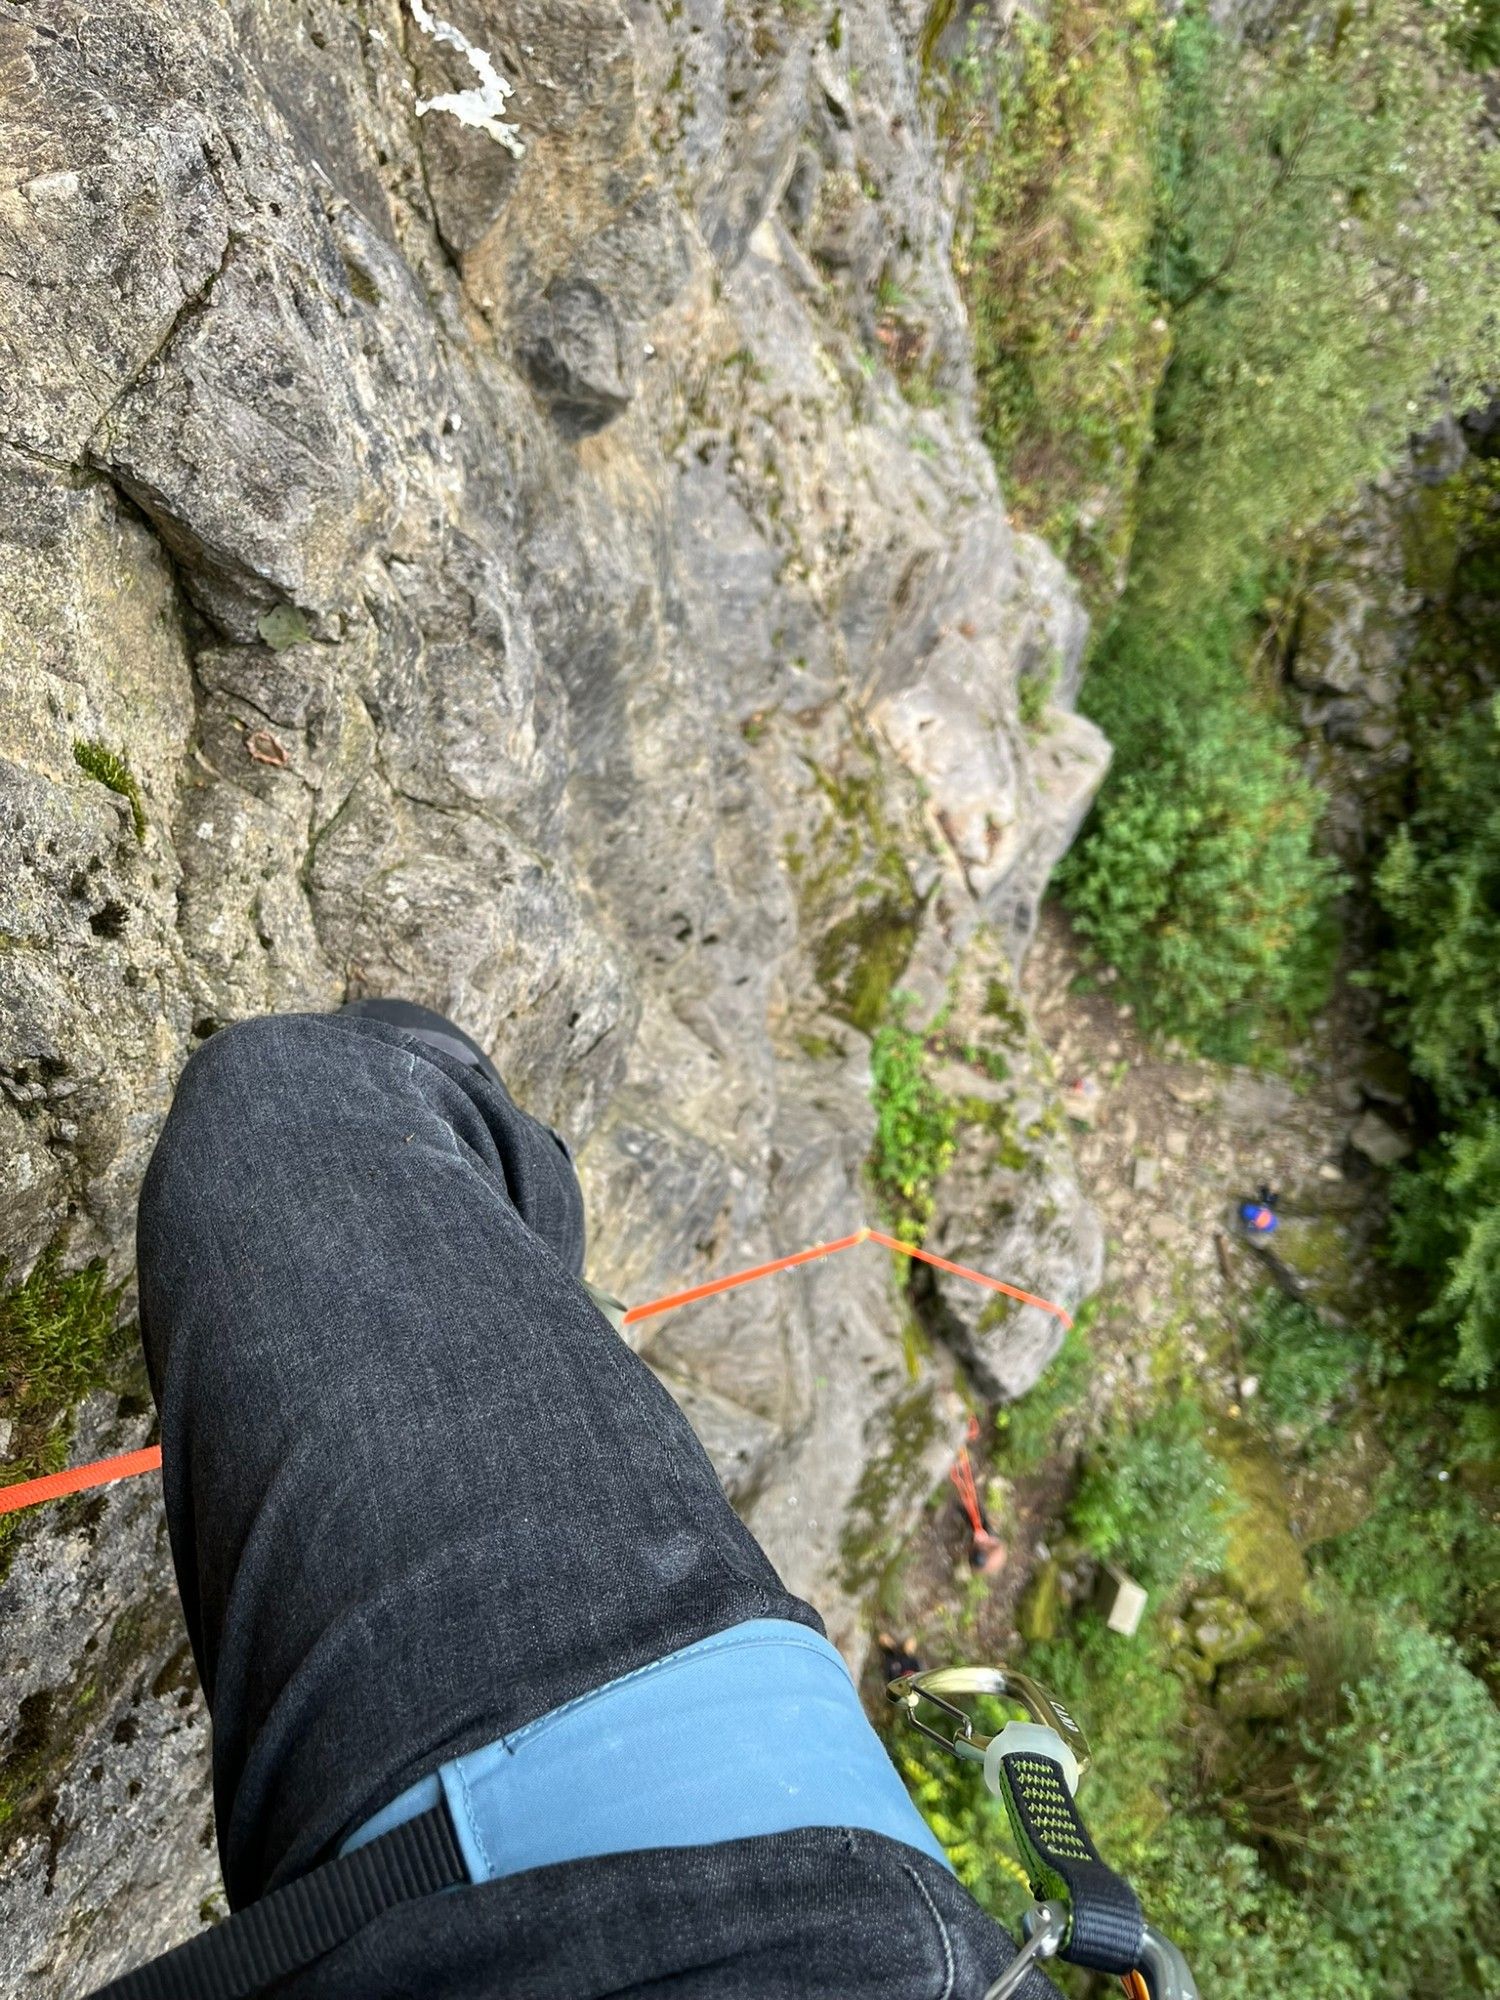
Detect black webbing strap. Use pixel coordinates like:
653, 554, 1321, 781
996, 1752, 1145, 1975
87, 1803, 466, 2000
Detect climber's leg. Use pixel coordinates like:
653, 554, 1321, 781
135, 1011, 816, 1910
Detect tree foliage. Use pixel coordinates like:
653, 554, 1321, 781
1052, 0, 1500, 1054
1377, 694, 1500, 1115
1062, 609, 1340, 1057
958, 0, 1167, 597
1375, 692, 1500, 1385
1140, 0, 1500, 616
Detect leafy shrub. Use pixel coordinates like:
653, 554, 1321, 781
1138, 0, 1500, 620
1017, 1603, 1497, 1999
993, 1310, 1092, 1473
955, 0, 1168, 596
1022, 1627, 1366, 1998
1318, 1427, 1500, 1666
969, 1511, 1496, 1999
1244, 1293, 1366, 1446
1062, 610, 1341, 1059
868, 1001, 956, 1239
1024, 1617, 1189, 1882
1231, 1609, 1500, 1992
1070, 1397, 1234, 1591
1142, 1819, 1370, 2000
890, 1726, 1032, 1922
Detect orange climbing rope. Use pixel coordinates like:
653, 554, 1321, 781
0, 1225, 1070, 1520
948, 1413, 1007, 1573
0, 1445, 165, 1517
949, 1437, 987, 1542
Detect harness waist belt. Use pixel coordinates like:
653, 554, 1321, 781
90, 1619, 948, 2000
344, 1616, 951, 1878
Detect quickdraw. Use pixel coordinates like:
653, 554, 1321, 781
889, 1666, 1199, 2000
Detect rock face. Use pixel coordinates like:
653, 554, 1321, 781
1285, 417, 1477, 868
0, 0, 1106, 1986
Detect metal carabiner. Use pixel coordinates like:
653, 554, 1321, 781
886, 1664, 1093, 1782
1133, 1924, 1201, 2000
982, 1899, 1069, 2000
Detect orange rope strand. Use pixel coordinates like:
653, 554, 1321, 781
949, 1447, 985, 1540
1, 1227, 1071, 1518
0, 1446, 164, 1518
620, 1231, 871, 1326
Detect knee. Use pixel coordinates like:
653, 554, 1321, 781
141, 1015, 343, 1229
174, 1012, 340, 1124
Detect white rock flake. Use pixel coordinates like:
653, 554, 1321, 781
407, 0, 524, 157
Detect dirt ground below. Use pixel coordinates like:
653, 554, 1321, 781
877, 900, 1400, 1677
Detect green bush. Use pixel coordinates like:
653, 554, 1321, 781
1016, 1604, 1498, 1999
1318, 1426, 1500, 1666
1021, 1628, 1369, 1999
1375, 693, 1500, 1386
1142, 1819, 1370, 2000
929, 1526, 1499, 1998
955, 0, 1168, 596
1244, 1293, 1366, 1447
868, 1002, 956, 1240
1024, 1617, 1189, 1883
890, 1726, 1033, 1923
993, 1311, 1093, 1473
1070, 1397, 1235, 1591
1062, 611, 1341, 1059
1244, 1612, 1500, 1992
1138, 0, 1500, 619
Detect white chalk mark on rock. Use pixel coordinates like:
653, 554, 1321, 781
407, 0, 524, 157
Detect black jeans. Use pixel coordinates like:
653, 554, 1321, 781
136, 1014, 1035, 1997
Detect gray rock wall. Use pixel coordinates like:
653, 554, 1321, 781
0, 0, 1106, 1986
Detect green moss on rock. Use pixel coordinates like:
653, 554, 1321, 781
72, 741, 145, 844
792, 751, 928, 1031
0, 1248, 131, 1572
817, 899, 922, 1032
1215, 1431, 1309, 1632
840, 1384, 942, 1594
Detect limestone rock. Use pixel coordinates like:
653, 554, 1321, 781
0, 0, 1108, 1980
1348, 1108, 1413, 1168
517, 276, 634, 433
0, 1387, 217, 1995
915, 933, 1104, 1403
